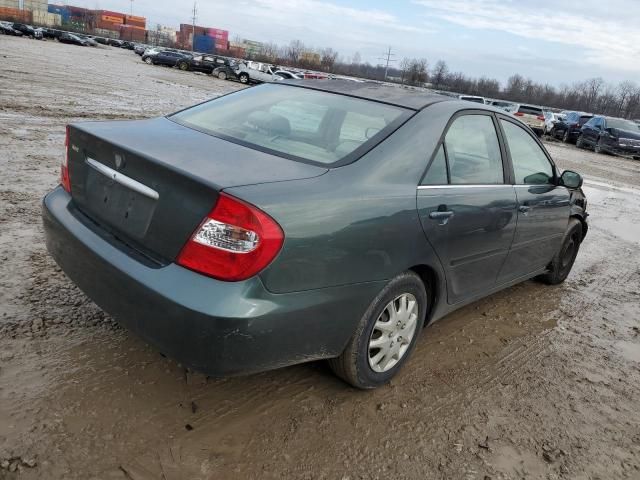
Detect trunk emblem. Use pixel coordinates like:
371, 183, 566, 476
114, 154, 125, 170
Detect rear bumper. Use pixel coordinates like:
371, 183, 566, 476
43, 187, 382, 376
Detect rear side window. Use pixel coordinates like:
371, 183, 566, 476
444, 115, 504, 184
170, 84, 411, 165
501, 120, 554, 185
578, 116, 593, 125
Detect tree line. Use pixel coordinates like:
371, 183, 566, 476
250, 40, 640, 120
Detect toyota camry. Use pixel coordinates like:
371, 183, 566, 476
42, 81, 588, 389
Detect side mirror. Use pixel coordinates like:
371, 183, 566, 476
560, 170, 583, 189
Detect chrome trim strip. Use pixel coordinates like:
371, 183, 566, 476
417, 184, 513, 190
86, 158, 159, 200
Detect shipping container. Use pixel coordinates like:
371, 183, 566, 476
95, 20, 123, 31
32, 11, 62, 26
0, 0, 19, 9
22, 0, 47, 12
0, 6, 31, 22
102, 15, 124, 24
193, 34, 215, 53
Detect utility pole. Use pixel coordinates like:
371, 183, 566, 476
377, 46, 396, 82
130, 0, 134, 16
191, 2, 197, 52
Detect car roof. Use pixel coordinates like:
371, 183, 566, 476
279, 79, 452, 111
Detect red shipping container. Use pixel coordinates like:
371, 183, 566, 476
96, 10, 125, 18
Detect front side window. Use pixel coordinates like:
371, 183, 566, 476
501, 120, 554, 185
170, 84, 411, 165
444, 115, 504, 184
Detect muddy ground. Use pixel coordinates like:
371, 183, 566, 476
1, 36, 639, 480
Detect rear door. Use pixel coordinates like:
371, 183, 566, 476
417, 112, 518, 304
496, 117, 570, 282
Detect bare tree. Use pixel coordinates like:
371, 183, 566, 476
320, 48, 339, 72
286, 40, 305, 65
431, 60, 448, 89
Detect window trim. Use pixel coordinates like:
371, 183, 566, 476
419, 109, 510, 186
496, 114, 559, 186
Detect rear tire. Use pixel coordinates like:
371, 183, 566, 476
328, 271, 427, 389
217, 71, 227, 80
576, 134, 584, 148
537, 219, 582, 285
562, 130, 570, 143
239, 73, 249, 84
144, 57, 153, 65
178, 62, 189, 71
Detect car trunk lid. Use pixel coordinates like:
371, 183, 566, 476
66, 117, 326, 263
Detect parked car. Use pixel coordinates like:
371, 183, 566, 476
212, 63, 239, 81
0, 21, 23, 36
235, 62, 284, 84
143, 50, 191, 67
120, 41, 135, 50
12, 23, 36, 37
77, 35, 98, 47
93, 36, 110, 45
508, 104, 546, 136
551, 111, 593, 143
107, 38, 124, 47
578, 116, 640, 158
33, 27, 44, 40
134, 44, 147, 55
58, 33, 89, 46
458, 95, 486, 104
43, 81, 587, 389
272, 69, 303, 80
488, 100, 515, 111
176, 54, 229, 73
543, 112, 565, 135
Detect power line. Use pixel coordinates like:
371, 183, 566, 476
377, 46, 396, 81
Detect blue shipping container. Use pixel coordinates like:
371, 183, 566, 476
48, 4, 71, 23
193, 34, 214, 54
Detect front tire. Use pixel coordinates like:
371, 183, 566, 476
239, 73, 250, 84
178, 62, 189, 71
538, 219, 583, 285
144, 57, 153, 65
217, 71, 227, 80
328, 271, 427, 389
594, 137, 604, 154
576, 134, 585, 148
562, 130, 570, 143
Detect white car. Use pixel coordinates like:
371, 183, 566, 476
458, 95, 486, 104
507, 103, 546, 137
544, 112, 565, 135
235, 62, 283, 84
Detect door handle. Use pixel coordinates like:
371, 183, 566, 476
429, 210, 454, 225
518, 205, 531, 214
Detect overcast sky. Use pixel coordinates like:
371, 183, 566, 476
72, 0, 640, 86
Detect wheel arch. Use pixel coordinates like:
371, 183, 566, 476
570, 214, 588, 241
408, 264, 442, 326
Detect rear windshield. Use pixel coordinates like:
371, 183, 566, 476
579, 116, 593, 125
169, 84, 411, 165
607, 118, 639, 131
460, 96, 485, 103
517, 105, 543, 115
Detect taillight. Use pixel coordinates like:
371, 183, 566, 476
177, 193, 284, 281
60, 125, 71, 193
537, 115, 545, 121
514, 112, 524, 116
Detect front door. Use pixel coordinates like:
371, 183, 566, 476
497, 118, 571, 282
417, 113, 518, 304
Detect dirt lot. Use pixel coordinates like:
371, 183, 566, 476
1, 36, 639, 480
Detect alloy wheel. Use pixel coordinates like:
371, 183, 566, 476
367, 293, 418, 373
